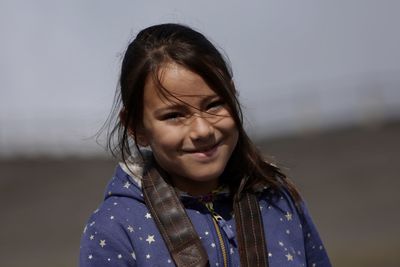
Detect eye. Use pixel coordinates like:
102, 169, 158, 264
161, 112, 184, 121
207, 99, 225, 111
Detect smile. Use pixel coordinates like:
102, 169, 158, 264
184, 142, 221, 159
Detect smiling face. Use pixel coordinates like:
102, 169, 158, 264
137, 63, 239, 195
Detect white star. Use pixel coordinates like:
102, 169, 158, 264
268, 252, 272, 257
279, 241, 284, 247
146, 254, 151, 259
99, 240, 106, 247
145, 213, 152, 219
280, 217, 283, 221
146, 235, 155, 244
88, 254, 93, 260
110, 215, 115, 220
286, 253, 293, 261
285, 211, 293, 221
107, 258, 111, 262
230, 248, 234, 255
211, 243, 216, 248
113, 202, 118, 206
131, 251, 136, 260
123, 182, 131, 189
312, 264, 316, 267
118, 254, 122, 259
127, 225, 134, 232
89, 235, 94, 240
319, 245, 323, 250
205, 231, 209, 235
167, 259, 171, 263
286, 229, 290, 234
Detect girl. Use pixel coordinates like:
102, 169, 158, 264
80, 23, 331, 267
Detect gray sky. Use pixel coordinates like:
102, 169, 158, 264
1, 0, 400, 156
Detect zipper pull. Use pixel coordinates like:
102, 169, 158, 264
205, 202, 235, 241
215, 215, 235, 241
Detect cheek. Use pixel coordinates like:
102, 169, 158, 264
147, 126, 182, 151
220, 117, 238, 136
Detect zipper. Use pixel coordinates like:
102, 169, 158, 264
205, 202, 229, 267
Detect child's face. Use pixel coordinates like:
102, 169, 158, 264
138, 63, 239, 195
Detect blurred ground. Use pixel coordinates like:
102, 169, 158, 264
1, 122, 399, 267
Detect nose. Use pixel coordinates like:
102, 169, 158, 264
188, 114, 214, 141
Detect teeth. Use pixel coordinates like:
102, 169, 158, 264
200, 146, 213, 152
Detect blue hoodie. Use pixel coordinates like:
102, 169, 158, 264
79, 157, 331, 267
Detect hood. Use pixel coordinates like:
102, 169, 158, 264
103, 150, 152, 203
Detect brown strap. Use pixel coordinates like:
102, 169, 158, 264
234, 192, 269, 267
142, 166, 209, 267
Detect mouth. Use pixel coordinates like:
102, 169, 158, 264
184, 141, 221, 157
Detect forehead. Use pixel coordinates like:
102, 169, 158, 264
143, 63, 217, 107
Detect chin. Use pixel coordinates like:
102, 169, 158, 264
183, 166, 225, 182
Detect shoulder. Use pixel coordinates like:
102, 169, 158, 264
257, 187, 332, 266
79, 201, 137, 266
262, 187, 332, 266
258, 186, 300, 214
79, 158, 150, 267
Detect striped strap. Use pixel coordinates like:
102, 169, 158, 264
142, 166, 209, 267
234, 191, 269, 267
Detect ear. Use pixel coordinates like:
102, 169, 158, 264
134, 128, 150, 147
119, 110, 149, 147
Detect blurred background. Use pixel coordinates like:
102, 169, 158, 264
1, 1, 399, 266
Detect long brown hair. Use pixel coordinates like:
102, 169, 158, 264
106, 23, 301, 203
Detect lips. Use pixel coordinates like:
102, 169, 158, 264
183, 141, 221, 158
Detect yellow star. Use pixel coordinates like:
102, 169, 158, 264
286, 253, 293, 261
